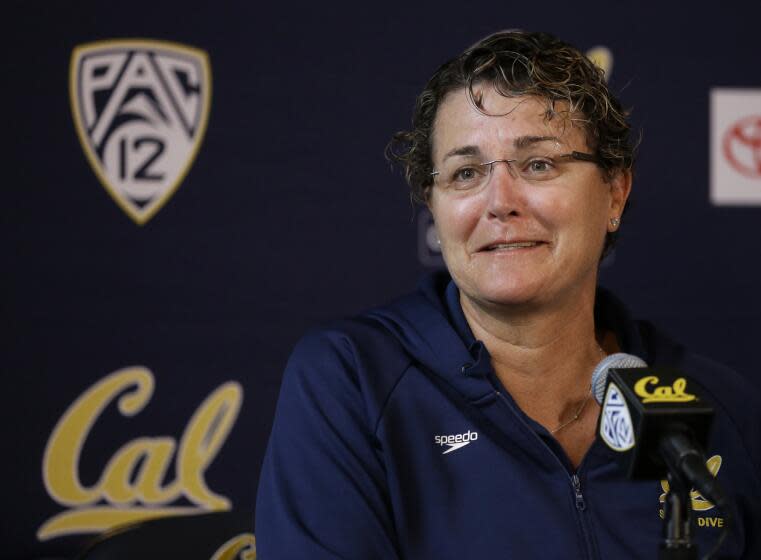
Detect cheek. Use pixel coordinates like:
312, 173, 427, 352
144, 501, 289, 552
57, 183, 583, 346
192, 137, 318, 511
557, 190, 611, 250
430, 197, 481, 245
518, 189, 570, 232
530, 188, 608, 244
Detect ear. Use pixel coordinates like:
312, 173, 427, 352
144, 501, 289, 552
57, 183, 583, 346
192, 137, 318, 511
607, 169, 632, 230
425, 187, 438, 215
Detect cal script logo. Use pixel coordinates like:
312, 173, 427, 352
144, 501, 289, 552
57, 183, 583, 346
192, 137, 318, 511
710, 88, 761, 205
210, 533, 256, 560
633, 376, 696, 404
38, 367, 241, 540
586, 46, 613, 78
70, 39, 211, 224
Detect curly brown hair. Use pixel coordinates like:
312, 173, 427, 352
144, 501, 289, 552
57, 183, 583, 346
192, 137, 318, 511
386, 30, 635, 256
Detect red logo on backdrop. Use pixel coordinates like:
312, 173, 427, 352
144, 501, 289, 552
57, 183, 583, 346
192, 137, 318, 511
722, 115, 761, 178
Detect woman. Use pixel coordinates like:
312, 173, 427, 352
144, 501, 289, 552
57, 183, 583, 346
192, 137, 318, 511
256, 30, 761, 559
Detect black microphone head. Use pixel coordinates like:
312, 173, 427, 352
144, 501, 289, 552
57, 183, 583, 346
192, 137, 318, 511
591, 352, 648, 404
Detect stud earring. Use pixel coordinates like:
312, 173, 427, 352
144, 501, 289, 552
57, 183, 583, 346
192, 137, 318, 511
610, 217, 620, 228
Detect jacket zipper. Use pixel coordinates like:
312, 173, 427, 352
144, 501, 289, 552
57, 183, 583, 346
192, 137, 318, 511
572, 474, 586, 511
495, 391, 598, 559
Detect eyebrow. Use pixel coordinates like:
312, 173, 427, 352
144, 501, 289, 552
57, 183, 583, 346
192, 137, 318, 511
514, 135, 562, 149
441, 135, 564, 162
442, 145, 482, 161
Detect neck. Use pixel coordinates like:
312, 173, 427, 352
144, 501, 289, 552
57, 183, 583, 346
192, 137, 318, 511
460, 286, 605, 423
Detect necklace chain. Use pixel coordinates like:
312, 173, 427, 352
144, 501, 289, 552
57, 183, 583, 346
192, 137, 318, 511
550, 391, 592, 434
549, 346, 605, 435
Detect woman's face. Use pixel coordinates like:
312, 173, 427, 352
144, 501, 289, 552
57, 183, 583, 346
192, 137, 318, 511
428, 88, 631, 311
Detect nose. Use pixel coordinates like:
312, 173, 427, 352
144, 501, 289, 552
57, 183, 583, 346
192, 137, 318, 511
485, 160, 524, 220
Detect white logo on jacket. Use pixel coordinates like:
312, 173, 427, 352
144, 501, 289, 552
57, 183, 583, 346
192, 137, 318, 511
434, 430, 478, 454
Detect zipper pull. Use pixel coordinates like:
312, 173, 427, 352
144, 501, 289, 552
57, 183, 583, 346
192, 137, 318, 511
572, 474, 586, 511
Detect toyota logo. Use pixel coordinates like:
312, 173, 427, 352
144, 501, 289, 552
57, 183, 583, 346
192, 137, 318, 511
722, 115, 761, 178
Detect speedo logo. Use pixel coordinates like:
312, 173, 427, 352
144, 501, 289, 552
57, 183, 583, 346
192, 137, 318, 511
434, 430, 478, 455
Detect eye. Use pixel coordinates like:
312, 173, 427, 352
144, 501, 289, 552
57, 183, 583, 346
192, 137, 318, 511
452, 166, 479, 182
446, 165, 488, 190
526, 158, 554, 174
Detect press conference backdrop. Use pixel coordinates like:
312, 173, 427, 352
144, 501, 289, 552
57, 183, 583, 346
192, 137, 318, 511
2, 2, 760, 558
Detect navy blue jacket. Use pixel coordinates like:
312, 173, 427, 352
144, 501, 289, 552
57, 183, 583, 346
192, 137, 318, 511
256, 273, 761, 559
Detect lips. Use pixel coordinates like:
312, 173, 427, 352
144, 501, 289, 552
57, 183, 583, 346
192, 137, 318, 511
479, 240, 547, 252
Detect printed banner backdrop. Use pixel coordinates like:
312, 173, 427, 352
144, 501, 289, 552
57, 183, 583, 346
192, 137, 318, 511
3, 1, 760, 558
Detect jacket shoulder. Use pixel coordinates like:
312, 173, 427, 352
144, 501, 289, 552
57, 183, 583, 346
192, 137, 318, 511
683, 352, 761, 467
285, 313, 415, 432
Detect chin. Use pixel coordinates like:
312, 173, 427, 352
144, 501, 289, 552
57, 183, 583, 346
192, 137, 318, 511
466, 279, 547, 308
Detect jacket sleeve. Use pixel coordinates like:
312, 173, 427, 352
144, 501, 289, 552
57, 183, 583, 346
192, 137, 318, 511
255, 328, 401, 560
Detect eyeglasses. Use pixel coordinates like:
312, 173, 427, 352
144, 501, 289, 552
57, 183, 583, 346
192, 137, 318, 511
430, 151, 600, 193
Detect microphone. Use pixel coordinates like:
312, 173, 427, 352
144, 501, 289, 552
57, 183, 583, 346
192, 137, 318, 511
590, 353, 727, 510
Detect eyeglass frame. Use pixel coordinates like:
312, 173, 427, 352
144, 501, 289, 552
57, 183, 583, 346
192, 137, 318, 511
429, 150, 601, 185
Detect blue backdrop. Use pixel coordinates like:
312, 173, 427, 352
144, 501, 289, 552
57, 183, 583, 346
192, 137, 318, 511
3, 1, 760, 558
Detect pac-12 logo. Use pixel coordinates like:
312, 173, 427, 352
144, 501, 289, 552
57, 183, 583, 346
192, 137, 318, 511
69, 39, 211, 224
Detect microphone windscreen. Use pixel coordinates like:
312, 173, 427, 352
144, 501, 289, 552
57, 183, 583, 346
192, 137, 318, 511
591, 352, 647, 404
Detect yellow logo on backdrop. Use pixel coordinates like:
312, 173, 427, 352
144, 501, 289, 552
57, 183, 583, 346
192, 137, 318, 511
211, 533, 256, 560
659, 455, 723, 512
586, 46, 613, 78
634, 376, 697, 404
37, 367, 242, 540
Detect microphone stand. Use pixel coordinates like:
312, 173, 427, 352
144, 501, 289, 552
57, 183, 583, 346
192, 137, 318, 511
659, 469, 697, 560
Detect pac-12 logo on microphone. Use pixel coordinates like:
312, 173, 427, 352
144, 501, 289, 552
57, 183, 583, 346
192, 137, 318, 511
600, 382, 635, 452
70, 39, 211, 224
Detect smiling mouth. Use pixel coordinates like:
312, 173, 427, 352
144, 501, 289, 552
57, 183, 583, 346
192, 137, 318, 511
483, 241, 545, 251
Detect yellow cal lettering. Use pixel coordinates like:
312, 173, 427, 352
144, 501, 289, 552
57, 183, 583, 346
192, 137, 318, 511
210, 533, 256, 560
133, 439, 180, 503
42, 367, 154, 506
38, 370, 243, 540
99, 437, 178, 504
586, 47, 613, 79
634, 376, 696, 403
177, 382, 242, 509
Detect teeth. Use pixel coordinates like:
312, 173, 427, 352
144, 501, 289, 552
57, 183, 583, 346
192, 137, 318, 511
490, 242, 539, 250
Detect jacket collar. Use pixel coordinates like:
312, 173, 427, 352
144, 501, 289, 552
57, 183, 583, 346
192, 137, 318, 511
369, 271, 682, 402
